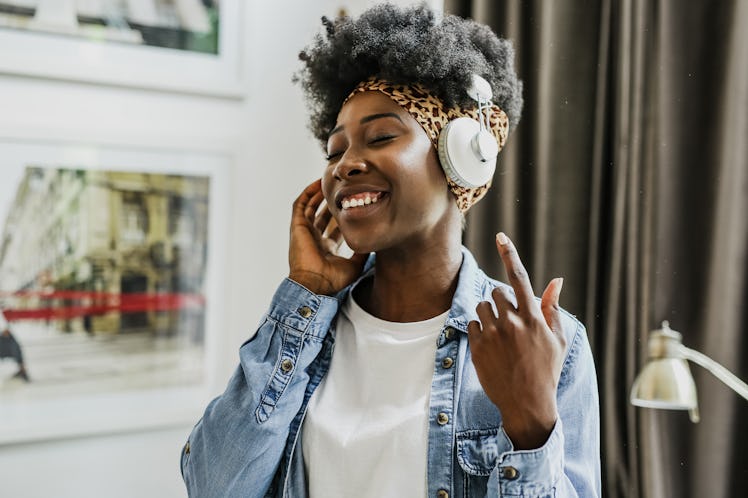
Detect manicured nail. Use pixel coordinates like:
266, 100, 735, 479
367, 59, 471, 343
496, 232, 508, 246
555, 278, 564, 299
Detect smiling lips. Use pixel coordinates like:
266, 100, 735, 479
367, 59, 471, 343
340, 191, 385, 210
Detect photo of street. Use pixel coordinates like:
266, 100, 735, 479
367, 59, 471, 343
0, 166, 210, 400
0, 0, 220, 54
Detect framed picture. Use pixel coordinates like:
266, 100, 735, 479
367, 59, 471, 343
0, 138, 230, 444
0, 0, 243, 97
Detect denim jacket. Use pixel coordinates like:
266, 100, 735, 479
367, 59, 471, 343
181, 247, 601, 497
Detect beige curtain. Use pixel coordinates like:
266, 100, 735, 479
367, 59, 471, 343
445, 0, 748, 496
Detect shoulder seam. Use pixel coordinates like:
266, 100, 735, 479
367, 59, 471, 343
560, 319, 584, 382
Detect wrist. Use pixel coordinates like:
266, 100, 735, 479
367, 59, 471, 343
502, 412, 557, 450
288, 271, 334, 296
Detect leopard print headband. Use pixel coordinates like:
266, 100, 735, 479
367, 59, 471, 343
344, 77, 509, 213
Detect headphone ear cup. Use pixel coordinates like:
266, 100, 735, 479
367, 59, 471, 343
437, 117, 497, 188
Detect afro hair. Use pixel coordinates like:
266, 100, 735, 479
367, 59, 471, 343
294, 3, 523, 146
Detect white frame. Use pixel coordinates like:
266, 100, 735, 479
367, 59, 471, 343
0, 0, 243, 98
0, 138, 230, 445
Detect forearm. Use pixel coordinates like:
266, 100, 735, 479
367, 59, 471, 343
181, 278, 339, 497
486, 321, 601, 497
484, 420, 596, 497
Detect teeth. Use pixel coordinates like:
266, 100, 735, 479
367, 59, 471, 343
341, 192, 383, 210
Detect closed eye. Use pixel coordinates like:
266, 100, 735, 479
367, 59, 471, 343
326, 134, 396, 161
325, 150, 343, 161
369, 135, 395, 144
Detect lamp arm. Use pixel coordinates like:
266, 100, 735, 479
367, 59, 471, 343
680, 345, 748, 401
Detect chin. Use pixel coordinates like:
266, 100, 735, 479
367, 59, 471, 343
334, 218, 381, 254
340, 227, 394, 255
343, 237, 379, 255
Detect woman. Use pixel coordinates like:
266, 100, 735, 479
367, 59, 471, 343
181, 4, 600, 497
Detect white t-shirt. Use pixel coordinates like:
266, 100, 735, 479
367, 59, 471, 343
302, 287, 448, 498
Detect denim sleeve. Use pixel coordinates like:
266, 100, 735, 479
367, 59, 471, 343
181, 278, 339, 498
486, 318, 601, 497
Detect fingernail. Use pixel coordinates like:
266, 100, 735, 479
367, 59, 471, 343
496, 232, 508, 246
556, 277, 564, 293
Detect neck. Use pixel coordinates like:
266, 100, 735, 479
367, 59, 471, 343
355, 235, 463, 323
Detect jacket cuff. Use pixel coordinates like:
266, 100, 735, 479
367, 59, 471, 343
266, 278, 341, 340
489, 419, 565, 496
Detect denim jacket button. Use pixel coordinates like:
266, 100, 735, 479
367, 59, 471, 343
280, 359, 294, 373
502, 466, 519, 480
298, 306, 313, 318
441, 357, 454, 369
437, 412, 449, 425
437, 490, 449, 498
444, 327, 455, 340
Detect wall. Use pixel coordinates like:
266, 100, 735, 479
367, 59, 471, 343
0, 1, 440, 497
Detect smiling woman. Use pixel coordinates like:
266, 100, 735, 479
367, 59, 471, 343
181, 4, 601, 498
319, 92, 453, 257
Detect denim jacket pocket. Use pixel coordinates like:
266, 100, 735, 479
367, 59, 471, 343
456, 428, 502, 476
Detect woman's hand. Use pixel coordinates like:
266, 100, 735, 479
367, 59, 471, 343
467, 232, 567, 450
288, 179, 368, 296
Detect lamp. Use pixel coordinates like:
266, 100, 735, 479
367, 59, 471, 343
630, 321, 748, 423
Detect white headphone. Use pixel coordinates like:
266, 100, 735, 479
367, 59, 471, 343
437, 74, 500, 188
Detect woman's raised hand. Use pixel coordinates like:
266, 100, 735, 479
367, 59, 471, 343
467, 232, 567, 450
288, 179, 368, 296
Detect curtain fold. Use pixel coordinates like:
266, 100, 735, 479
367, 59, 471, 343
445, 1, 748, 496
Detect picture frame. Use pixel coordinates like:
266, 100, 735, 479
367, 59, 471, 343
0, 137, 230, 444
0, 0, 243, 98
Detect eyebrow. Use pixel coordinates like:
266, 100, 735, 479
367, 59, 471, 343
328, 112, 404, 138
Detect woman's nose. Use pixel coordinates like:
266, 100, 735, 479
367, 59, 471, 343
332, 154, 368, 180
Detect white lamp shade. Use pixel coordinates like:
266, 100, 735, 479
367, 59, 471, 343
631, 321, 748, 423
630, 358, 698, 410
